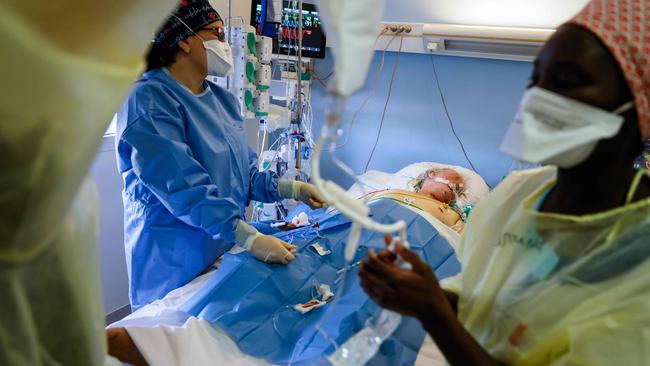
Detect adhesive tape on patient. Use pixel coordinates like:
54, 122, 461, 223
434, 177, 463, 193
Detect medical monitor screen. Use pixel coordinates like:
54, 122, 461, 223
250, 1, 326, 59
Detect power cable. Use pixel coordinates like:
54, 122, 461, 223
429, 54, 478, 173
337, 33, 398, 150
320, 70, 334, 81
363, 36, 404, 173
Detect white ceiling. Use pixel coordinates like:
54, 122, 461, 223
382, 0, 591, 28
210, 0, 591, 30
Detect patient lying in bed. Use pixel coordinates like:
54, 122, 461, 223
363, 168, 466, 232
278, 168, 465, 234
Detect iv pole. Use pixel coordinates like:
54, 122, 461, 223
294, 0, 304, 171
226, 0, 233, 90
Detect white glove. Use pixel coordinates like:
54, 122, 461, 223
235, 221, 297, 264
278, 180, 327, 209
249, 234, 298, 264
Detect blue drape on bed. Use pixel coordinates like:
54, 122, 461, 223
180, 199, 460, 365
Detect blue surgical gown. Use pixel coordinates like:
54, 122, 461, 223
115, 68, 282, 310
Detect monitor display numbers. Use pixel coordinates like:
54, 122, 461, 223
257, 6, 321, 31
251, 1, 327, 59
252, 5, 305, 30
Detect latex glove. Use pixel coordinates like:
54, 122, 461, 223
250, 234, 298, 264
235, 220, 297, 264
278, 180, 327, 209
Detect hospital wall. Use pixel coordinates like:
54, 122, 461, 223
210, 0, 251, 24
92, 139, 131, 317
309, 50, 532, 189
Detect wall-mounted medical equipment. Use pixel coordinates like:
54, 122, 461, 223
226, 22, 274, 119
250, 0, 327, 59
376, 22, 554, 62
226, 19, 315, 223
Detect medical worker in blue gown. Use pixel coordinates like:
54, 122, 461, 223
115, 0, 326, 310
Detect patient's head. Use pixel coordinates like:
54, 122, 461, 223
414, 168, 464, 204
427, 169, 463, 188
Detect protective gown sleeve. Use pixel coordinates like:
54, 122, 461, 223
0, 1, 175, 364
246, 145, 283, 203
121, 113, 243, 243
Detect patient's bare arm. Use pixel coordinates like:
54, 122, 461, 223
107, 327, 148, 366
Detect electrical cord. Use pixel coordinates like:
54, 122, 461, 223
429, 54, 479, 173
336, 33, 398, 150
363, 35, 404, 173
320, 71, 334, 80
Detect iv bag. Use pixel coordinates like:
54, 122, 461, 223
328, 309, 402, 366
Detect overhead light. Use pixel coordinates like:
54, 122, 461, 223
376, 22, 555, 62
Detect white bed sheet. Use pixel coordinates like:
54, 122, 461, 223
108, 162, 488, 365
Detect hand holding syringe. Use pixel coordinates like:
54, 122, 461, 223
372, 234, 412, 270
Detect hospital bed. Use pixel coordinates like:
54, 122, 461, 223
109, 162, 489, 366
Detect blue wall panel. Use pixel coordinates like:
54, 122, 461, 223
307, 49, 533, 189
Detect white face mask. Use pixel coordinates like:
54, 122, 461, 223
172, 15, 234, 78
500, 87, 635, 168
202, 39, 234, 78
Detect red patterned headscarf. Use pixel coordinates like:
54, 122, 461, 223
154, 0, 222, 50
571, 0, 650, 140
